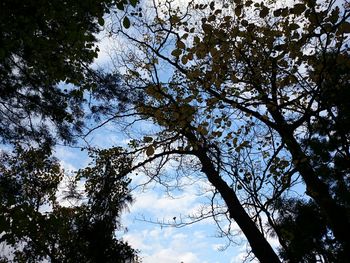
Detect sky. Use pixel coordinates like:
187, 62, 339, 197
53, 0, 286, 262
53, 103, 261, 263
54, 133, 254, 263
2, 0, 347, 262
52, 101, 259, 262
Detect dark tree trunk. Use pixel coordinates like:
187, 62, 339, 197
194, 148, 281, 263
269, 109, 350, 256
183, 128, 281, 263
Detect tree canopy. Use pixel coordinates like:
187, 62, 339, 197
1, 0, 350, 262
0, 0, 137, 148
103, 0, 350, 261
0, 147, 138, 262
0, 0, 140, 262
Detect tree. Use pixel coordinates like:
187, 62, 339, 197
0, 0, 138, 148
272, 198, 341, 262
271, 51, 350, 262
102, 0, 350, 261
0, 1, 141, 261
0, 146, 138, 262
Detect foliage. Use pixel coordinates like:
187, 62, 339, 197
0, 147, 138, 262
2, 0, 349, 261
304, 52, 350, 206
273, 198, 342, 263
105, 0, 350, 261
0, 0, 138, 148
0, 0, 142, 262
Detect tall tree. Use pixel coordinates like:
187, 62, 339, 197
0, 146, 138, 262
0, 0, 137, 148
0, 1, 140, 261
103, 0, 350, 261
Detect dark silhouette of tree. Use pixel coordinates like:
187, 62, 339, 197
102, 0, 350, 261
0, 0, 137, 148
0, 0, 140, 261
0, 147, 139, 262
272, 198, 343, 263
270, 52, 350, 262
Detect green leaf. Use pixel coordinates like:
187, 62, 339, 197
130, 0, 138, 7
235, 6, 242, 17
116, 1, 125, 10
98, 17, 104, 26
123, 16, 131, 29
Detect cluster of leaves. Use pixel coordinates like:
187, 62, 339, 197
0, 147, 138, 262
273, 198, 342, 263
109, 0, 350, 262
0, 0, 139, 148
0, 0, 141, 261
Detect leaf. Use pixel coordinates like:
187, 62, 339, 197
291, 3, 306, 15
259, 7, 269, 18
170, 15, 180, 24
233, 137, 238, 146
273, 9, 282, 17
181, 55, 188, 65
340, 22, 350, 33
146, 145, 155, 156
98, 17, 104, 26
176, 40, 186, 49
202, 23, 212, 33
130, 0, 138, 7
193, 36, 200, 44
235, 6, 242, 17
123, 16, 131, 29
171, 49, 182, 57
210, 1, 215, 11
116, 1, 125, 10
143, 136, 153, 143
289, 23, 300, 30
241, 19, 248, 26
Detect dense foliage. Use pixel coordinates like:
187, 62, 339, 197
0, 147, 137, 262
1, 0, 350, 262
0, 0, 139, 262
105, 0, 350, 261
0, 0, 137, 147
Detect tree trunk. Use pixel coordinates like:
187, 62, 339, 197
186, 131, 281, 263
269, 109, 350, 256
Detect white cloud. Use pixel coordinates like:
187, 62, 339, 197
130, 191, 198, 218
123, 226, 201, 263
230, 245, 259, 263
144, 249, 199, 263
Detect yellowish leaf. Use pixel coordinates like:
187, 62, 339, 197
146, 146, 155, 156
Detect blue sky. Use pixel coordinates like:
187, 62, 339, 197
53, 110, 281, 262
53, 1, 290, 261
52, 104, 258, 262
54, 137, 257, 263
